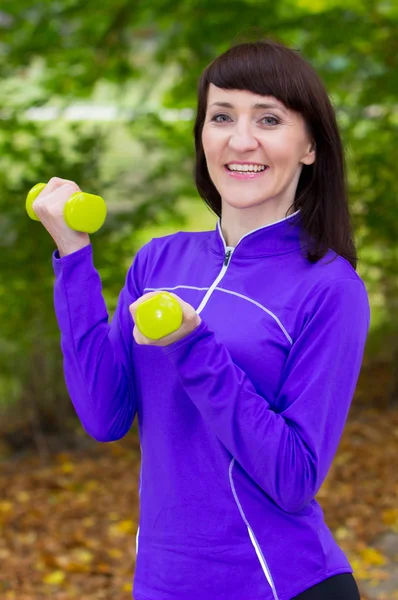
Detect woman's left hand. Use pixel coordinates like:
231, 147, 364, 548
129, 291, 202, 347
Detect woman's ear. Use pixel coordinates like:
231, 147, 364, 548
301, 141, 316, 166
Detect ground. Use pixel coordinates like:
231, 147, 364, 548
0, 403, 397, 599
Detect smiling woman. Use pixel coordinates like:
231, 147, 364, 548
194, 40, 355, 266
47, 38, 369, 600
201, 84, 316, 246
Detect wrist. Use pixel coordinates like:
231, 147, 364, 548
57, 235, 91, 257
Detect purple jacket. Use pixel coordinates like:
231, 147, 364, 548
52, 211, 370, 600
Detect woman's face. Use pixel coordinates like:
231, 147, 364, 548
202, 84, 315, 217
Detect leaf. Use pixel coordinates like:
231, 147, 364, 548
0, 501, 13, 513
72, 548, 94, 564
382, 509, 398, 527
360, 547, 387, 567
43, 570, 65, 585
123, 582, 133, 592
109, 519, 137, 537
16, 491, 30, 502
64, 561, 91, 573
108, 548, 124, 559
116, 519, 136, 534
60, 461, 75, 474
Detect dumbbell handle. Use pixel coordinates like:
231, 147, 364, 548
26, 183, 107, 234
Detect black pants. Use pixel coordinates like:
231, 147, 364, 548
291, 573, 361, 600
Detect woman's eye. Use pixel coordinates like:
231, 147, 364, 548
261, 116, 280, 126
211, 114, 230, 123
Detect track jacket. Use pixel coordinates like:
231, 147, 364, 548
52, 210, 370, 600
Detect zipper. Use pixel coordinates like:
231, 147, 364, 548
224, 248, 232, 266
204, 213, 297, 311
196, 245, 235, 315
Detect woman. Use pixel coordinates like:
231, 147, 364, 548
33, 40, 369, 600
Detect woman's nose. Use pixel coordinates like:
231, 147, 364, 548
228, 127, 259, 152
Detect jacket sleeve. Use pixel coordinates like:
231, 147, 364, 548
162, 277, 370, 513
52, 242, 150, 442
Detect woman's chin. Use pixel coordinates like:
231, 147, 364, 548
221, 195, 270, 210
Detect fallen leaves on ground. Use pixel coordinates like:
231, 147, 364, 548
0, 406, 397, 599
0, 437, 141, 599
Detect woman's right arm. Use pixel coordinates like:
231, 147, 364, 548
52, 242, 149, 442
31, 176, 148, 442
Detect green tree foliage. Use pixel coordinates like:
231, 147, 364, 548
0, 0, 397, 437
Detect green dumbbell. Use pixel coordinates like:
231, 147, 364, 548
26, 182, 107, 234
135, 292, 183, 340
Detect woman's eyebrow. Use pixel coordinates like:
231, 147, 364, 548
209, 101, 288, 114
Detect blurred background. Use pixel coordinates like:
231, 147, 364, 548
0, 1, 397, 599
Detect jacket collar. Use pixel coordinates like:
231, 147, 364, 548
210, 210, 305, 258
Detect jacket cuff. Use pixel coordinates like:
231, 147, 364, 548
161, 319, 209, 355
52, 244, 93, 275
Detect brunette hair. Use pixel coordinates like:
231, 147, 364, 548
193, 39, 357, 269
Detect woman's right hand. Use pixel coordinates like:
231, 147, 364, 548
32, 177, 91, 257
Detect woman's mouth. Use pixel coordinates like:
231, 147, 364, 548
224, 164, 269, 179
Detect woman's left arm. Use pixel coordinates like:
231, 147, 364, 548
158, 277, 370, 514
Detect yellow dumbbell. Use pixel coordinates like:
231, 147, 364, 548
26, 182, 107, 234
135, 292, 183, 340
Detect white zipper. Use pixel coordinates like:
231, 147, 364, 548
197, 215, 288, 317
196, 212, 288, 314
196, 245, 235, 315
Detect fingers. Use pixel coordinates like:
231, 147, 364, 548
35, 177, 81, 204
45, 177, 80, 194
29, 177, 91, 255
32, 179, 81, 220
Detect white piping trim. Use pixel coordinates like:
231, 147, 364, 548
144, 285, 209, 292
214, 288, 292, 345
143, 285, 292, 345
229, 459, 279, 600
136, 444, 143, 556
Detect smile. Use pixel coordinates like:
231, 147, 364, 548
227, 163, 267, 172
224, 165, 269, 179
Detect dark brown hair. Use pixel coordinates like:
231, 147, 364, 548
193, 39, 357, 269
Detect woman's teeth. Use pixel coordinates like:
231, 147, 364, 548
226, 164, 267, 172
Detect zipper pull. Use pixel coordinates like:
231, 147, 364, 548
224, 249, 232, 266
